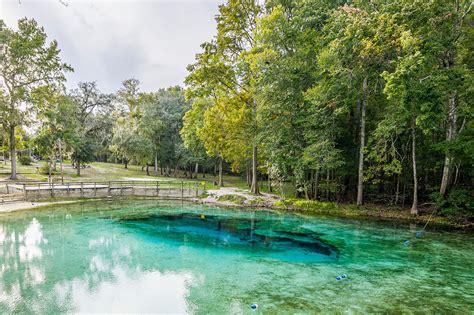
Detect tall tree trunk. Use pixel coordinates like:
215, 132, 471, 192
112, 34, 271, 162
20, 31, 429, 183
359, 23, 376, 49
246, 166, 251, 187
440, 91, 457, 196
48, 160, 52, 183
326, 170, 330, 201
59, 140, 64, 184
195, 162, 199, 179
124, 159, 128, 169
9, 125, 17, 180
395, 174, 400, 205
218, 157, 224, 187
1, 137, 5, 165
76, 159, 81, 176
154, 153, 158, 175
314, 169, 319, 200
251, 145, 259, 194
250, 98, 259, 194
267, 175, 272, 193
146, 164, 150, 176
411, 123, 418, 215
453, 163, 460, 186
357, 77, 368, 206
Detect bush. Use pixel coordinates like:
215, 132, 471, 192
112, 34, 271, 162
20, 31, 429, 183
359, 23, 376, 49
432, 189, 473, 216
447, 189, 473, 211
19, 155, 32, 165
217, 194, 247, 204
37, 164, 56, 175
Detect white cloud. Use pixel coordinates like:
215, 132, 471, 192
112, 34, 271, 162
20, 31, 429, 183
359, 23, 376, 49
1, 0, 223, 92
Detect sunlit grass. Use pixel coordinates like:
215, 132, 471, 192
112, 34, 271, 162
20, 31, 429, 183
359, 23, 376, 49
0, 160, 251, 188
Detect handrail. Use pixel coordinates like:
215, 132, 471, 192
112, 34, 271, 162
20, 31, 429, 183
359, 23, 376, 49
4, 179, 207, 201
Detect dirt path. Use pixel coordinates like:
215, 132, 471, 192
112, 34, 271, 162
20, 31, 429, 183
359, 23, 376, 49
201, 187, 280, 207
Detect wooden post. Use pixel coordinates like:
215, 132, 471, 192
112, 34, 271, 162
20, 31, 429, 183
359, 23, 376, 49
108, 181, 111, 196
181, 181, 184, 200
94, 182, 97, 197
195, 181, 198, 197
23, 183, 26, 201
59, 140, 64, 184
51, 181, 54, 198
156, 181, 159, 197
120, 181, 123, 196
67, 182, 70, 197
6, 184, 9, 195
38, 183, 40, 199
80, 182, 84, 197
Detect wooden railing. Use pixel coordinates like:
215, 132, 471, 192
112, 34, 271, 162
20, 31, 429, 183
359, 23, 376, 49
1, 180, 207, 201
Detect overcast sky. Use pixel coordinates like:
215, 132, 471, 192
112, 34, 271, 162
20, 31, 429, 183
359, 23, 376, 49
1, 0, 223, 92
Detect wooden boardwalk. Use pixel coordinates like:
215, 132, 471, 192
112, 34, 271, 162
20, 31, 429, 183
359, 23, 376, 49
1, 180, 207, 201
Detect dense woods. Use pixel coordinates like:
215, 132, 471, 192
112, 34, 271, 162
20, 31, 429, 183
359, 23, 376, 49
0, 0, 473, 215
184, 0, 473, 215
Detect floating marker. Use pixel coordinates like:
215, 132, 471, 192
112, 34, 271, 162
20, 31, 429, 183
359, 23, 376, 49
341, 274, 347, 279
403, 240, 410, 246
336, 276, 341, 281
251, 304, 258, 309
200, 214, 205, 219
416, 231, 423, 238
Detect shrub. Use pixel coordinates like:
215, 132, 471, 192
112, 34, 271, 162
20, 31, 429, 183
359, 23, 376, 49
447, 188, 473, 211
38, 164, 56, 175
217, 194, 247, 204
19, 155, 32, 165
432, 189, 473, 216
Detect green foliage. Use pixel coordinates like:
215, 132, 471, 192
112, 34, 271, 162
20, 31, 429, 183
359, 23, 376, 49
19, 155, 32, 165
1, 3, 472, 218
0, 18, 72, 178
37, 163, 56, 175
217, 194, 247, 204
433, 189, 474, 216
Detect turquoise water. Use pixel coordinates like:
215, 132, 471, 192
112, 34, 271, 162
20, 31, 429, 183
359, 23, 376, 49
0, 200, 473, 314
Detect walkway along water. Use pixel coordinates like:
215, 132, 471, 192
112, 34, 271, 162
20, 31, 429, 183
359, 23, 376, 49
0, 180, 207, 202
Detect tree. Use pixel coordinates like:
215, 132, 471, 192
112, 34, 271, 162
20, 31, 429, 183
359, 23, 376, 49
31, 86, 77, 182
69, 82, 112, 175
186, 0, 263, 194
0, 18, 72, 179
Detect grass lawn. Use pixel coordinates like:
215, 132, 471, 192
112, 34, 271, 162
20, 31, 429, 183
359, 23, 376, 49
0, 160, 294, 196
0, 160, 249, 186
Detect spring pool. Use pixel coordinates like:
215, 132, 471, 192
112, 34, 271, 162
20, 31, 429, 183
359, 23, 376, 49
0, 200, 473, 313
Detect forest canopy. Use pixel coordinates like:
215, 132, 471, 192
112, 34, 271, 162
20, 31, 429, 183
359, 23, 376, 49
0, 0, 473, 216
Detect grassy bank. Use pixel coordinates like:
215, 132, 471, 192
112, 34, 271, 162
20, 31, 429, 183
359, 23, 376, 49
0, 161, 246, 185
1, 161, 471, 229
272, 198, 473, 230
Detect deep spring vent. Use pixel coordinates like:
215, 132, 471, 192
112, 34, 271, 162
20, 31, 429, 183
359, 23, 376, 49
116, 212, 339, 262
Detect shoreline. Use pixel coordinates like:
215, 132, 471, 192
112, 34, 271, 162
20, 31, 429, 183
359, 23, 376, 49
0, 195, 472, 231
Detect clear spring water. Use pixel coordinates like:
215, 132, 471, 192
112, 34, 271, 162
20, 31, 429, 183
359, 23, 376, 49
0, 200, 473, 314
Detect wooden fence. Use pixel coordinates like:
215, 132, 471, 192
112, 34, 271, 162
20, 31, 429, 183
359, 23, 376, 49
0, 180, 207, 201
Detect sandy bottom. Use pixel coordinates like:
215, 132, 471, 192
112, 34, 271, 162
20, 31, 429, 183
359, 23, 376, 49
0, 200, 77, 213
